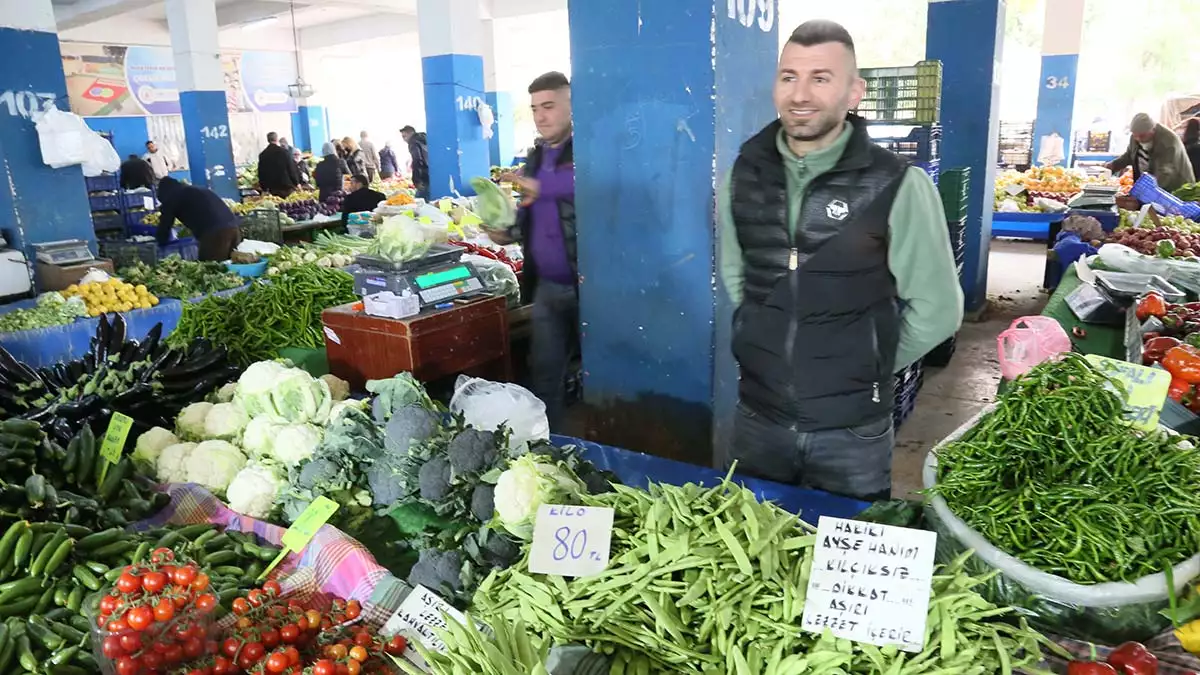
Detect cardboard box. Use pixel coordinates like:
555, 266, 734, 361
36, 259, 114, 292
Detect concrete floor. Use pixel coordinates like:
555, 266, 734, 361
891, 239, 1050, 497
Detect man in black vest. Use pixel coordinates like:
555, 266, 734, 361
488, 72, 577, 430
719, 20, 963, 501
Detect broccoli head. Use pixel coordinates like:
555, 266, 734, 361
584, 471, 615, 495
385, 405, 441, 456
418, 456, 452, 502
446, 428, 498, 475
470, 484, 495, 522
296, 457, 340, 490
407, 548, 464, 594
480, 531, 520, 568
366, 456, 406, 507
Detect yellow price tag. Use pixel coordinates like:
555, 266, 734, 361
438, 199, 453, 214
1084, 355, 1172, 430
281, 496, 339, 552
100, 412, 133, 464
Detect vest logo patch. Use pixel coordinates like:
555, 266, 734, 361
826, 199, 849, 221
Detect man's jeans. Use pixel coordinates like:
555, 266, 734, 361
530, 280, 579, 430
726, 404, 894, 501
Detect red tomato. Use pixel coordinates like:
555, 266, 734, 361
173, 594, 189, 609
313, 660, 337, 675
102, 635, 126, 658
278, 624, 299, 643
327, 644, 348, 660
194, 593, 217, 612
344, 600, 361, 620
118, 632, 142, 653
115, 656, 140, 675
261, 628, 280, 648
100, 594, 118, 616
150, 547, 175, 563
106, 618, 129, 633
231, 598, 250, 615
295, 616, 309, 631
262, 580, 282, 597
126, 606, 154, 631
346, 660, 361, 675
184, 636, 205, 659
141, 571, 167, 594
239, 652, 260, 671
173, 565, 197, 587
266, 653, 290, 673
154, 598, 175, 622
385, 635, 408, 655
336, 664, 349, 675
141, 651, 163, 670
353, 632, 373, 648
349, 646, 368, 662
212, 656, 232, 675
284, 646, 301, 665
190, 573, 210, 593
162, 643, 184, 664
222, 638, 242, 658
116, 572, 141, 595
247, 589, 266, 607
242, 641, 265, 663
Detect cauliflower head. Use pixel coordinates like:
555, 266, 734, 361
226, 462, 284, 519
203, 402, 250, 440
272, 424, 324, 468
176, 402, 214, 441
156, 442, 197, 484
184, 440, 247, 494
235, 360, 289, 417
133, 427, 179, 470
213, 382, 239, 404
242, 416, 281, 458
493, 453, 586, 540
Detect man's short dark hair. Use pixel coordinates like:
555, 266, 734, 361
400, 125, 416, 134
128, 154, 139, 160
787, 20, 858, 73
351, 174, 369, 187
528, 71, 570, 95
145, 141, 154, 147
267, 132, 278, 143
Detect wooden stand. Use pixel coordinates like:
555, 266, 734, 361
322, 295, 511, 390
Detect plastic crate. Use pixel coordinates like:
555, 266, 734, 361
240, 209, 284, 244
893, 360, 924, 430
85, 174, 119, 192
89, 194, 121, 211
160, 237, 198, 261
924, 335, 957, 368
947, 218, 966, 257
125, 210, 153, 228
939, 168, 971, 220
92, 211, 125, 232
868, 124, 941, 162
123, 192, 155, 210
857, 61, 942, 124
99, 240, 158, 269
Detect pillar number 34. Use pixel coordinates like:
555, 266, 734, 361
1045, 76, 1071, 90
728, 0, 775, 32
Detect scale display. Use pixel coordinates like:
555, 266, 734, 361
414, 265, 471, 290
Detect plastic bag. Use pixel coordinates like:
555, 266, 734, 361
923, 406, 1200, 644
450, 376, 550, 450
1037, 133, 1065, 167
461, 253, 520, 306
79, 267, 113, 285
996, 316, 1071, 380
34, 105, 88, 168
1098, 243, 1200, 294
80, 127, 120, 176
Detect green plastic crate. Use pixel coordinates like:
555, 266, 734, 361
939, 168, 971, 221
857, 60, 942, 123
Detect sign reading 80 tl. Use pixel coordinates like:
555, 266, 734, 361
728, 0, 775, 32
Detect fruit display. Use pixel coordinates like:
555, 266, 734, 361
385, 192, 414, 206
62, 278, 159, 317
1110, 210, 1200, 259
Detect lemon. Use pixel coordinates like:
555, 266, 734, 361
135, 284, 147, 294
148, 295, 158, 305
119, 303, 131, 312
95, 306, 108, 314
66, 284, 78, 294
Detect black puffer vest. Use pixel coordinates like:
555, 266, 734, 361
514, 137, 577, 303
731, 116, 908, 432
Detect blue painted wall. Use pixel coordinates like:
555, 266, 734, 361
485, 91, 514, 168
1031, 53, 1079, 167
927, 0, 1005, 313
85, 117, 150, 162
179, 90, 239, 201
0, 27, 94, 260
568, 0, 778, 463
421, 54, 490, 197
290, 105, 328, 155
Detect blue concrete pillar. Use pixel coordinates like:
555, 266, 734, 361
417, 0, 491, 197
165, 0, 238, 201
568, 0, 778, 464
0, 0, 95, 261
292, 105, 326, 154
485, 92, 514, 167
1031, 0, 1083, 167
927, 0, 1005, 313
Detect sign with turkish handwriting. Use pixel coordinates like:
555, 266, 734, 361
1084, 355, 1171, 430
528, 504, 614, 577
801, 517, 937, 653
381, 585, 466, 672
99, 412, 133, 465
280, 496, 338, 552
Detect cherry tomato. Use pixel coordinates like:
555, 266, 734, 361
106, 617, 129, 633
184, 636, 205, 659
243, 641, 265, 662
119, 632, 142, 653
236, 617, 253, 630
336, 664, 349, 675
141, 571, 167, 594
231, 597, 250, 615
349, 646, 368, 662
313, 660, 337, 675
212, 656, 232, 675
190, 572, 211, 593
194, 593, 217, 612
295, 616, 309, 631
344, 599, 361, 620
154, 598, 175, 622
266, 652, 290, 673
261, 628, 280, 648
141, 651, 163, 670
263, 580, 282, 597
239, 652, 260, 670
247, 589, 266, 607
100, 594, 119, 615
150, 547, 175, 563
115, 656, 140, 675
385, 635, 408, 655
126, 606, 154, 631
163, 643, 184, 664
327, 644, 348, 660
284, 646, 301, 665
305, 610, 323, 629
222, 638, 242, 658
173, 594, 189, 609
278, 623, 299, 643
116, 572, 141, 594
102, 635, 126, 658
173, 565, 198, 587
159, 564, 178, 582
353, 632, 373, 648
346, 660, 361, 675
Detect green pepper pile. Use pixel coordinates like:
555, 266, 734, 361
930, 353, 1200, 584
170, 265, 357, 366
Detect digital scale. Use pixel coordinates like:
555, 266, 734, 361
353, 245, 487, 310
1068, 184, 1119, 211
33, 239, 95, 266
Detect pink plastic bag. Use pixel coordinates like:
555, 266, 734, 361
997, 316, 1072, 380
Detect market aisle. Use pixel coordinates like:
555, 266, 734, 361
892, 240, 1049, 497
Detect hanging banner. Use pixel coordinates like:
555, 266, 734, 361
60, 42, 297, 117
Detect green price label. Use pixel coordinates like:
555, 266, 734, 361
100, 413, 133, 464
281, 496, 339, 552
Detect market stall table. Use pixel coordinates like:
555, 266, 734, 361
0, 298, 183, 368
1040, 262, 1125, 359
282, 218, 344, 244
992, 210, 1065, 239
322, 294, 512, 390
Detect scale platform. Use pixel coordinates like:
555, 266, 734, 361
353, 245, 487, 309
33, 239, 94, 266
1069, 185, 1119, 211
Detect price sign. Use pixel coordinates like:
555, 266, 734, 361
1084, 355, 1171, 430
282, 496, 339, 551
381, 585, 467, 672
528, 504, 613, 577
99, 412, 133, 465
801, 517, 937, 653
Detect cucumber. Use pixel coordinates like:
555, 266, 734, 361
76, 527, 123, 552
15, 634, 35, 672
30, 531, 68, 577
90, 540, 136, 561
0, 522, 26, 568
0, 419, 43, 438
0, 577, 43, 605
11, 529, 32, 569
71, 565, 101, 591
0, 595, 39, 619
43, 539, 75, 578
23, 473, 46, 505
202, 550, 238, 565
66, 584, 84, 613
33, 586, 56, 614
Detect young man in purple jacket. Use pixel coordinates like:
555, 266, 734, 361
488, 72, 577, 429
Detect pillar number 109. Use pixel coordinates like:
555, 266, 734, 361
728, 0, 775, 32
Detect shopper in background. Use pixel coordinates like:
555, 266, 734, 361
719, 20, 962, 501
314, 142, 350, 202
341, 137, 367, 178
258, 132, 301, 198
293, 149, 312, 187
359, 131, 381, 183
154, 177, 241, 262
340, 174, 386, 227
279, 137, 292, 153
379, 141, 399, 180
143, 140, 173, 181
1183, 118, 1200, 184
1108, 112, 1195, 192
119, 154, 155, 190
400, 125, 430, 200
486, 71, 577, 429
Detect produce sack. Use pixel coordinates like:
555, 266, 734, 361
922, 406, 1200, 644
449, 376, 549, 451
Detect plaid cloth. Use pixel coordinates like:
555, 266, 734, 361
1019, 630, 1200, 674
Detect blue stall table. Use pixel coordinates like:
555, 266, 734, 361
992, 211, 1066, 240
0, 299, 184, 368
556, 435, 869, 523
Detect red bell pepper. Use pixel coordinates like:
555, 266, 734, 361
1163, 345, 1200, 384
1107, 642, 1158, 675
1169, 377, 1193, 403
1143, 336, 1182, 365
1137, 292, 1168, 321
1069, 662, 1118, 675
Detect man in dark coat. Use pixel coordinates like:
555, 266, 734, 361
154, 177, 242, 261
401, 125, 430, 200
340, 174, 386, 226
257, 132, 301, 198
119, 154, 155, 190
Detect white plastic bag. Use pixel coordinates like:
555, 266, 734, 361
34, 105, 88, 169
1097, 243, 1200, 293
450, 376, 550, 451
477, 103, 495, 140
80, 129, 120, 176
78, 267, 112, 285
1037, 133, 1066, 167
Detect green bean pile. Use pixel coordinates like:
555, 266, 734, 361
930, 353, 1200, 584
472, 478, 1052, 674
169, 265, 357, 366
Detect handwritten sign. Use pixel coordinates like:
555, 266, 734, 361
281, 496, 339, 551
381, 585, 467, 672
528, 504, 614, 577
97, 413, 133, 484
1085, 355, 1171, 430
801, 517, 937, 653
